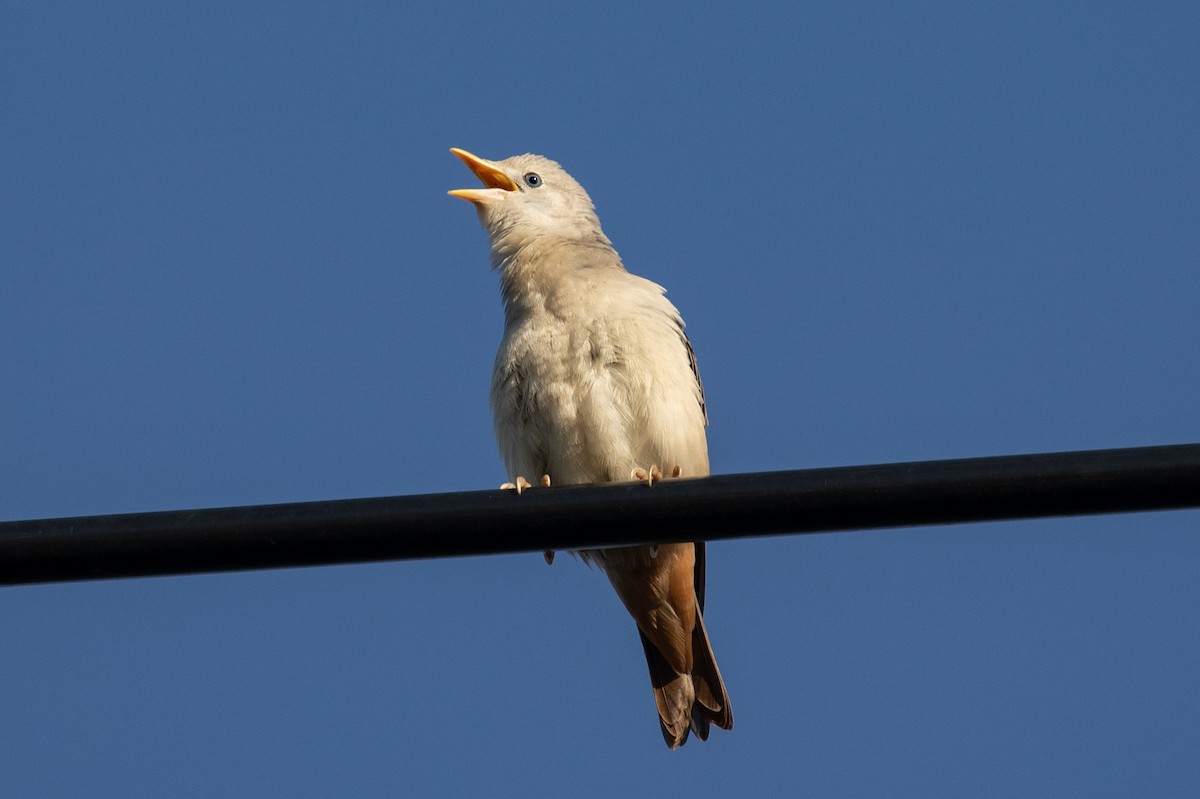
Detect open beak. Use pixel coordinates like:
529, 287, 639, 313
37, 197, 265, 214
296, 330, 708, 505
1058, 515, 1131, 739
448, 148, 518, 204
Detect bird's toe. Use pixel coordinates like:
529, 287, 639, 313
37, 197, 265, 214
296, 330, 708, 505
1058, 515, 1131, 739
501, 475, 534, 494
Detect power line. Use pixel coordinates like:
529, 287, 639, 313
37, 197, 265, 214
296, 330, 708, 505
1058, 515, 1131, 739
2, 443, 1198, 587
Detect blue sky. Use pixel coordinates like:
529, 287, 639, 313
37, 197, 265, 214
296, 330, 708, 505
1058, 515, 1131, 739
2, 2, 1198, 796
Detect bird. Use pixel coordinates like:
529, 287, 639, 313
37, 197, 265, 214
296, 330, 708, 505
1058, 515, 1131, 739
448, 148, 732, 748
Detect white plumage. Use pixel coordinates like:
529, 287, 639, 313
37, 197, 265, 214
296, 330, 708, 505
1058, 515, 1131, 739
450, 149, 731, 748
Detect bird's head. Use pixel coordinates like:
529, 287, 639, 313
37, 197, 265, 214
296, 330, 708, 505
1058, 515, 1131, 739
448, 149, 610, 259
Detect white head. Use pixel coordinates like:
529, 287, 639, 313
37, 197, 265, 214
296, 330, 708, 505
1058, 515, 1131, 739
448, 148, 614, 266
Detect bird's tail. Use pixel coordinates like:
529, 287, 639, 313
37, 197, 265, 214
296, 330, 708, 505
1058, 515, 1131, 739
638, 609, 733, 749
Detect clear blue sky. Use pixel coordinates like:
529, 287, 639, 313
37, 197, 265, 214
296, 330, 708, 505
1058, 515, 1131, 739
3, 2, 1198, 796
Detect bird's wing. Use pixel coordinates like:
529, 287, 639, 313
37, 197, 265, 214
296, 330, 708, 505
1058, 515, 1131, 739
680, 327, 708, 428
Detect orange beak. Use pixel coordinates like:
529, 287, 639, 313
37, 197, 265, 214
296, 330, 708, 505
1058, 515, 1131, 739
448, 148, 518, 204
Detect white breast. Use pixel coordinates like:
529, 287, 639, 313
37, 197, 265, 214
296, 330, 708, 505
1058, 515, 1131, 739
490, 270, 708, 486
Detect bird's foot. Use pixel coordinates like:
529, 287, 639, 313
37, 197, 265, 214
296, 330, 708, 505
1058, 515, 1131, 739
543, 550, 555, 565
500, 474, 551, 496
500, 475, 532, 494
631, 464, 663, 486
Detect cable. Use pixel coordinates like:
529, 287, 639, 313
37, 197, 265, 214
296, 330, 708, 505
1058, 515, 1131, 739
1, 443, 1198, 586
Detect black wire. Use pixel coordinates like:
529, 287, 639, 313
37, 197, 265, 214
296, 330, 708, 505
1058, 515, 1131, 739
2, 443, 1198, 586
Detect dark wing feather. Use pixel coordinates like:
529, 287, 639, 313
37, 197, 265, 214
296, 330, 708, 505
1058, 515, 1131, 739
679, 326, 707, 427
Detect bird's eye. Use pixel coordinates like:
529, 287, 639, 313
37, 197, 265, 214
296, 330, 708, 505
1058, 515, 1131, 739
523, 172, 542, 188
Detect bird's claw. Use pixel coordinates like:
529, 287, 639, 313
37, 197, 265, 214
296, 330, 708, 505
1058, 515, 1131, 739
500, 474, 551, 495
500, 475, 532, 494
544, 550, 555, 565
631, 464, 663, 486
